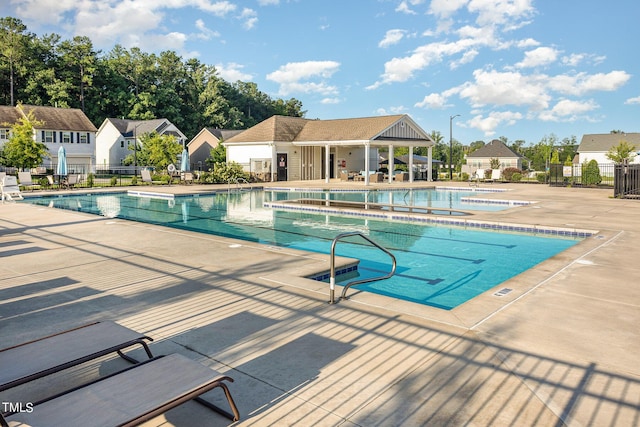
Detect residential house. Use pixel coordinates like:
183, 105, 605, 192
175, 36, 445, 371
187, 128, 243, 171
95, 118, 187, 170
223, 114, 434, 184
464, 139, 524, 175
577, 133, 640, 164
0, 104, 97, 172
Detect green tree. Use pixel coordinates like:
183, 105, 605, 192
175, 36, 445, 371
2, 106, 49, 169
0, 17, 30, 105
582, 159, 602, 186
124, 132, 182, 170
606, 140, 637, 164
59, 36, 99, 112
550, 150, 560, 164
207, 141, 226, 167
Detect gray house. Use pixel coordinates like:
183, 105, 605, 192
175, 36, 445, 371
464, 139, 523, 175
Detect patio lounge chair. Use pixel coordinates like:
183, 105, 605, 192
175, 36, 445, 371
0, 321, 154, 394
485, 169, 501, 183
61, 174, 80, 189
0, 353, 240, 426
141, 169, 162, 185
1, 176, 24, 202
17, 171, 40, 191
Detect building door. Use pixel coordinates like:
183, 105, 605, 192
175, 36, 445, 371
277, 153, 287, 181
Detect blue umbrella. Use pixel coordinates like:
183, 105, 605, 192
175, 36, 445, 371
180, 148, 190, 172
57, 146, 67, 176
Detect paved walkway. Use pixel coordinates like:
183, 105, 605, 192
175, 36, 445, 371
0, 181, 638, 426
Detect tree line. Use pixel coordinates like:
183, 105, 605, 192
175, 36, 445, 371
0, 16, 305, 139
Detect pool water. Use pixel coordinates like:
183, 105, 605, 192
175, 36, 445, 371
26, 190, 580, 310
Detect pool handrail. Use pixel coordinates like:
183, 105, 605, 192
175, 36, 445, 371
329, 231, 397, 304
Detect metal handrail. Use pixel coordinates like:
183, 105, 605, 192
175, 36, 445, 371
328, 232, 396, 304
227, 177, 250, 192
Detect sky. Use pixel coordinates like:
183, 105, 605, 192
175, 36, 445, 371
2, 0, 639, 145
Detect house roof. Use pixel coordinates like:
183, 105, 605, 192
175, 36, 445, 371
224, 114, 433, 146
466, 139, 522, 158
578, 133, 640, 152
0, 105, 23, 126
0, 104, 97, 132
207, 128, 244, 141
106, 118, 172, 137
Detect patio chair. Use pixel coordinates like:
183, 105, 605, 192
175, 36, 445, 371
470, 169, 484, 186
1, 176, 23, 202
17, 171, 40, 191
181, 171, 194, 184
61, 174, 80, 189
141, 169, 162, 185
0, 321, 154, 394
485, 169, 501, 183
0, 353, 240, 426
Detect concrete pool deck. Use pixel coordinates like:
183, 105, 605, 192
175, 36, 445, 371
0, 180, 638, 426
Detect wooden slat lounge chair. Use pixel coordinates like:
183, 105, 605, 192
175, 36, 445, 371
1, 176, 23, 202
0, 321, 154, 393
0, 353, 240, 427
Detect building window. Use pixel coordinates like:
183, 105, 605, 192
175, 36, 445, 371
44, 131, 54, 143
121, 140, 124, 148
0, 129, 8, 141
79, 133, 88, 144
62, 132, 71, 143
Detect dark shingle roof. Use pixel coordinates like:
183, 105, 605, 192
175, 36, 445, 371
0, 105, 23, 126
467, 140, 522, 158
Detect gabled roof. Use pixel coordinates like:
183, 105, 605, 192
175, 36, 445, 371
207, 128, 244, 141
224, 114, 433, 146
467, 140, 522, 158
0, 105, 23, 126
578, 133, 640, 152
106, 118, 172, 137
0, 104, 97, 132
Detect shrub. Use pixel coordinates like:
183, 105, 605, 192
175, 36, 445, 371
511, 172, 522, 182
502, 167, 523, 181
460, 172, 469, 181
582, 159, 602, 186
86, 173, 94, 188
536, 172, 547, 183
110, 176, 118, 186
130, 176, 137, 185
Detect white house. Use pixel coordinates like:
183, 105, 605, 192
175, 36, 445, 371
95, 118, 187, 170
577, 133, 640, 164
223, 114, 434, 184
0, 104, 97, 172
463, 140, 524, 175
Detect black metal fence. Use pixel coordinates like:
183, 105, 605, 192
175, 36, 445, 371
614, 163, 640, 198
549, 163, 615, 187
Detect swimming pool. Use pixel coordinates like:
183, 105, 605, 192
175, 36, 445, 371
26, 189, 582, 310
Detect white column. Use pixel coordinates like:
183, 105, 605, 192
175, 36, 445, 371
388, 144, 394, 183
427, 145, 433, 182
325, 143, 330, 184
364, 143, 370, 186
408, 146, 414, 183
271, 145, 277, 182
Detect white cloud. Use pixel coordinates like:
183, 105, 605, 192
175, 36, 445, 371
267, 61, 341, 96
215, 62, 253, 82
13, 0, 239, 52
258, 0, 279, 5
239, 8, 258, 30
458, 69, 551, 110
547, 71, 631, 96
468, 111, 523, 136
429, 0, 467, 18
625, 96, 640, 105
194, 19, 220, 40
321, 97, 341, 104
468, 0, 536, 29
379, 29, 407, 48
538, 99, 598, 121
415, 93, 450, 109
396, 0, 425, 15
516, 46, 559, 68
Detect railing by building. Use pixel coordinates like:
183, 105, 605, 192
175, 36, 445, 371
549, 163, 615, 187
614, 163, 640, 198
0, 164, 149, 188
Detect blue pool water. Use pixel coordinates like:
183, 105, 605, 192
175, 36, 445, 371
25, 190, 580, 310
